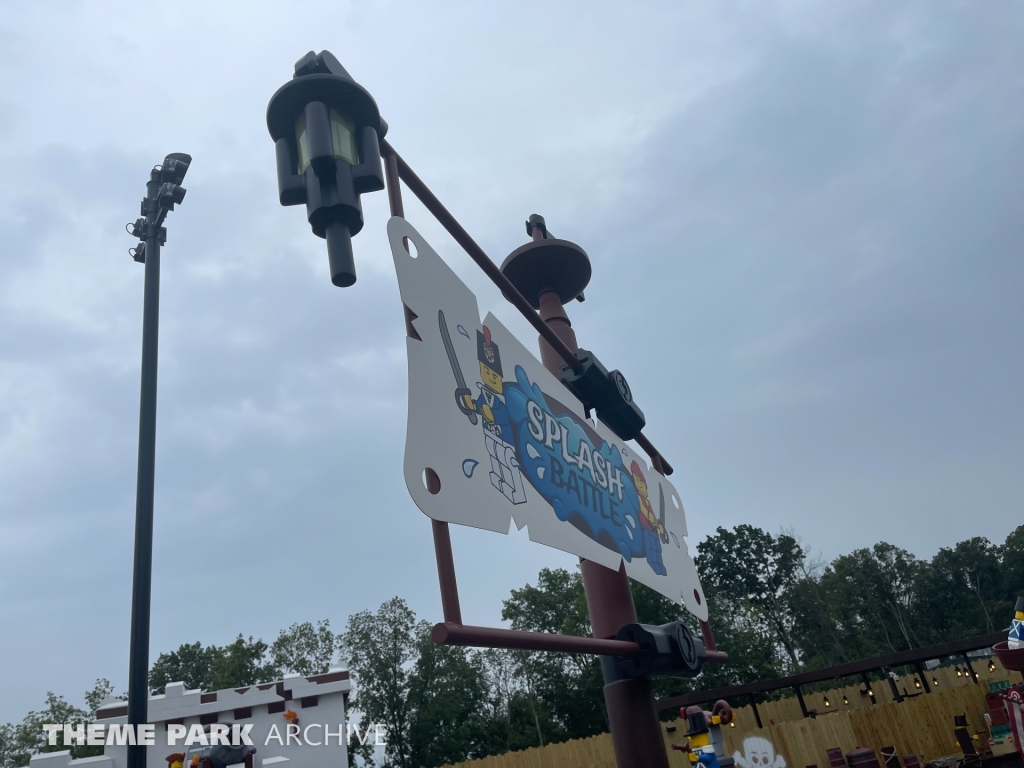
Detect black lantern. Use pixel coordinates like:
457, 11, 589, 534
267, 50, 386, 287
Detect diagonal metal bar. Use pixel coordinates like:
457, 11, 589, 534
381, 139, 674, 475
382, 139, 582, 371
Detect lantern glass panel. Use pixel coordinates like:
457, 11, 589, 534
296, 112, 311, 173
330, 108, 359, 165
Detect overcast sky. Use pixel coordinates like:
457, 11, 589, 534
1, 2, 1021, 723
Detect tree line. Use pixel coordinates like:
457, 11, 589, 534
3, 524, 1021, 768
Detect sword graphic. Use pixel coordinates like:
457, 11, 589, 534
658, 482, 670, 544
439, 309, 478, 425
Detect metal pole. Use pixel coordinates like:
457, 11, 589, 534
861, 671, 878, 702
795, 685, 808, 717
749, 694, 762, 728
883, 667, 904, 703
127, 177, 161, 768
961, 653, 978, 683
533, 285, 669, 768
914, 661, 931, 693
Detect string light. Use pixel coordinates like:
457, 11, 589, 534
843, 693, 849, 705
932, 677, 939, 687
824, 696, 831, 707
914, 678, 922, 689
956, 666, 962, 677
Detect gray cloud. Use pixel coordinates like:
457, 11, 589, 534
0, 1, 1021, 723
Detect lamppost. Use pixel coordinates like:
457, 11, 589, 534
266, 50, 387, 287
125, 152, 191, 768
267, 51, 714, 768
501, 214, 668, 767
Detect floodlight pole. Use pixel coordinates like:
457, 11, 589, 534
127, 175, 161, 768
125, 155, 189, 768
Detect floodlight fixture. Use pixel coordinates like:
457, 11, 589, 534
123, 151, 190, 768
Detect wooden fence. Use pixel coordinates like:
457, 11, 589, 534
441, 657, 1022, 768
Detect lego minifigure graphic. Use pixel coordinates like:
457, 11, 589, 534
673, 702, 735, 768
631, 461, 668, 576
1010, 596, 1024, 649
446, 321, 526, 505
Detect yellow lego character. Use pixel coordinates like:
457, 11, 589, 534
673, 702, 735, 768
453, 326, 526, 505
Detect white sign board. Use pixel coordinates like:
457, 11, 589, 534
389, 217, 707, 618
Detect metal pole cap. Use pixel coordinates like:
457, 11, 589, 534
500, 216, 591, 308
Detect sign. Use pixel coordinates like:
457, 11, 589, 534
389, 217, 706, 617
1007, 694, 1024, 760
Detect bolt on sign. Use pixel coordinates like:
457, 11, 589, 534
389, 217, 707, 616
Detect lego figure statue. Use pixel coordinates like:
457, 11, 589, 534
673, 702, 735, 768
630, 461, 668, 576
1010, 596, 1024, 649
458, 326, 527, 505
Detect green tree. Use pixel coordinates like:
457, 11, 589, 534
1, 681, 116, 768
916, 537, 1004, 641
209, 636, 278, 690
83, 679, 117, 718
792, 543, 925, 666
149, 642, 221, 694
501, 568, 605, 741
0, 723, 20, 768
271, 620, 338, 676
149, 638, 277, 695
407, 626, 489, 766
697, 525, 805, 667
339, 597, 418, 768
1000, 525, 1024, 602
474, 649, 563, 756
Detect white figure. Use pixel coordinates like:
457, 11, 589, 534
734, 737, 786, 768
456, 325, 526, 506
484, 430, 526, 504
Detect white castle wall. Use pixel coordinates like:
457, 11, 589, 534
30, 669, 352, 768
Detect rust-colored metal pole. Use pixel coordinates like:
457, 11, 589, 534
386, 143, 465, 628
432, 519, 462, 625
700, 619, 718, 652
535, 290, 670, 768
432, 622, 642, 655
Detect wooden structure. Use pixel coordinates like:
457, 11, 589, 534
440, 655, 1022, 768
658, 632, 1008, 716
